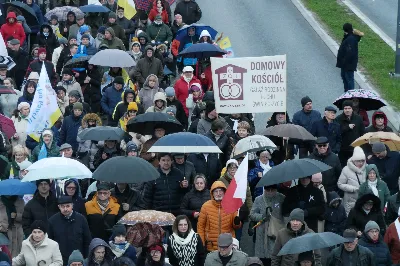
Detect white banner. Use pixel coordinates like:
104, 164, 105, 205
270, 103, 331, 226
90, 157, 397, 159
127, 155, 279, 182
211, 55, 287, 114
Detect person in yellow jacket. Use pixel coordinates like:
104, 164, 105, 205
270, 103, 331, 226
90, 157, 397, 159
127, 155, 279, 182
197, 181, 242, 252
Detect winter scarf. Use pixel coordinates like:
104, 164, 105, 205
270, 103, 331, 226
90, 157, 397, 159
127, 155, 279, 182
29, 235, 45, 249
97, 199, 109, 214
109, 241, 130, 257
259, 160, 272, 176
368, 180, 379, 197
169, 230, 198, 266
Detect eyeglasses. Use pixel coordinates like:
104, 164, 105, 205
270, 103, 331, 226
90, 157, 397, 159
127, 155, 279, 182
317, 144, 327, 147
97, 191, 109, 195
66, 186, 76, 190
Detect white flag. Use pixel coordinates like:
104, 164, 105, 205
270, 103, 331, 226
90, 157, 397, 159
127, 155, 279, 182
233, 153, 249, 200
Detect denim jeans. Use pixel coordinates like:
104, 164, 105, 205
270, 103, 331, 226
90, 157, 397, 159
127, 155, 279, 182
341, 69, 355, 92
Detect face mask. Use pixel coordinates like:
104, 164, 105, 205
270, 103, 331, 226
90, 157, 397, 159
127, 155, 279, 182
117, 14, 124, 18
154, 20, 162, 25
44, 32, 49, 37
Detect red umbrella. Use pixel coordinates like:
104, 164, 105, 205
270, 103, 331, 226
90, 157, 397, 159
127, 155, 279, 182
0, 114, 16, 139
0, 85, 17, 95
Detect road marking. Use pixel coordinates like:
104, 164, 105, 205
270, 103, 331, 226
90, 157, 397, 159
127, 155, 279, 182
342, 0, 395, 51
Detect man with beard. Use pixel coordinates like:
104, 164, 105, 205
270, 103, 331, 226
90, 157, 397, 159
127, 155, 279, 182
7, 39, 28, 89
115, 7, 136, 49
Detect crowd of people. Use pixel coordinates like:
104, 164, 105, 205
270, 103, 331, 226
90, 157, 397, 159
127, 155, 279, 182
0, 0, 399, 265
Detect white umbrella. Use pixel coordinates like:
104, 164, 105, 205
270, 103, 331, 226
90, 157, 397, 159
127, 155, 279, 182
88, 49, 136, 68
22, 157, 92, 182
232, 135, 277, 160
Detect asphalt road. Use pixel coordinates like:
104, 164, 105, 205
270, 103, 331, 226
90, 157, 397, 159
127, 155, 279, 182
192, 0, 345, 255
349, 0, 397, 41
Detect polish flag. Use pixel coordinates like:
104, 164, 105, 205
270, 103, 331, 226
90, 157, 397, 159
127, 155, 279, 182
222, 153, 249, 214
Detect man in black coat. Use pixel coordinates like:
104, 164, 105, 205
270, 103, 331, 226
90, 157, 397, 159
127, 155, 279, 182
172, 153, 196, 185
308, 137, 342, 193
47, 196, 92, 264
282, 176, 325, 232
110, 183, 146, 214
174, 0, 202, 25
187, 153, 221, 187
336, 23, 364, 92
7, 38, 28, 89
25, 48, 57, 87
310, 106, 341, 154
22, 179, 59, 236
143, 153, 189, 216
64, 90, 91, 117
205, 119, 230, 166
336, 100, 365, 167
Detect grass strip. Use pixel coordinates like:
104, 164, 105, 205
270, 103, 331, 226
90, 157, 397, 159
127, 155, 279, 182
302, 0, 400, 109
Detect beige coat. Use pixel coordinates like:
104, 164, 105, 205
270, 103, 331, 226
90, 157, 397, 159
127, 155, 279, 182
337, 159, 367, 215
12, 234, 63, 266
0, 198, 25, 257
57, 95, 69, 115
11, 115, 29, 148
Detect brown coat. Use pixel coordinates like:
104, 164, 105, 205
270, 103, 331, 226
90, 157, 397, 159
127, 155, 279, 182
197, 181, 241, 252
0, 198, 25, 257
140, 137, 159, 168
384, 218, 400, 264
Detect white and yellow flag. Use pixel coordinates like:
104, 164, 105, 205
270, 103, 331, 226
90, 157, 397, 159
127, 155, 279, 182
118, 0, 136, 20
27, 64, 62, 141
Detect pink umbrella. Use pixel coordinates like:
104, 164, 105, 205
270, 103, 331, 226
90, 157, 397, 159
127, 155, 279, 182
0, 114, 16, 139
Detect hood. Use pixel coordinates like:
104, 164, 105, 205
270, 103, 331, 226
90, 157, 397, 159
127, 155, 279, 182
16, 15, 26, 23
371, 111, 388, 128
143, 74, 159, 88
327, 191, 342, 207
203, 91, 214, 102
246, 257, 264, 266
81, 113, 102, 127
64, 179, 81, 197
153, 91, 167, 104
122, 89, 136, 104
199, 29, 211, 39
267, 112, 291, 127
137, 32, 149, 42
105, 27, 115, 38
365, 164, 381, 181
87, 238, 113, 263
144, 45, 154, 58
354, 193, 381, 211
40, 24, 54, 35
6, 12, 17, 23
210, 181, 226, 199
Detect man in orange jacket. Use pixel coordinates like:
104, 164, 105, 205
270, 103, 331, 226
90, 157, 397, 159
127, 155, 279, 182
197, 181, 242, 252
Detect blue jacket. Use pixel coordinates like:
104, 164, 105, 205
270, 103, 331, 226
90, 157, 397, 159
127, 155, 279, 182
292, 109, 321, 132
248, 159, 274, 198
17, 95, 33, 106
358, 234, 392, 266
311, 117, 342, 153
60, 114, 83, 152
25, 0, 44, 27
101, 86, 124, 116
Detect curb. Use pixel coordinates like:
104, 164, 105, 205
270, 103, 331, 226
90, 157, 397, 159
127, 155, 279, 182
291, 0, 400, 131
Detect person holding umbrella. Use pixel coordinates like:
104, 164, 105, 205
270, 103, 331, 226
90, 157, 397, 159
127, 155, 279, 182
140, 125, 166, 168
110, 182, 146, 213
296, 251, 315, 266
93, 139, 121, 168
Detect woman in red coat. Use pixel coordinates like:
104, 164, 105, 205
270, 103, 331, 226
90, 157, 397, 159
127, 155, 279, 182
0, 12, 25, 45
148, 0, 169, 24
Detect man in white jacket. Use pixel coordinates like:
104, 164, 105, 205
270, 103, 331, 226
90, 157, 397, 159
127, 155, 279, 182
52, 37, 68, 71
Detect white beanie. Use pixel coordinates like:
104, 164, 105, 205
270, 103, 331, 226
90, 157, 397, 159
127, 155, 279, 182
199, 30, 211, 39
226, 159, 238, 168
42, 129, 53, 137
351, 146, 365, 161
311, 172, 322, 183
17, 102, 30, 111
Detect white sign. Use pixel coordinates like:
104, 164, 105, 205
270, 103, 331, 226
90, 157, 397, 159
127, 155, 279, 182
211, 55, 287, 114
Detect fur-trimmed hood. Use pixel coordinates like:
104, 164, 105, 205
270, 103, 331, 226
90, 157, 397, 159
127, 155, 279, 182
81, 113, 102, 127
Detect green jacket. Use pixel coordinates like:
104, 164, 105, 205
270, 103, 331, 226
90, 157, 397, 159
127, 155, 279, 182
100, 27, 126, 50
358, 164, 390, 210
0, 155, 10, 180
105, 22, 126, 42
31, 135, 60, 162
146, 23, 173, 44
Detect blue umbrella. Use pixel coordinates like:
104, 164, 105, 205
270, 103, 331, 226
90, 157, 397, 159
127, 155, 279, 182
148, 132, 222, 153
0, 179, 36, 195
178, 43, 226, 59
80, 4, 110, 13
175, 24, 218, 43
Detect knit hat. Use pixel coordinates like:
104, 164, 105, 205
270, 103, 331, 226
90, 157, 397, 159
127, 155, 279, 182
226, 158, 239, 168
126, 141, 138, 153
98, 26, 106, 34
42, 129, 53, 137
31, 220, 47, 234
190, 83, 202, 92
73, 102, 83, 111
127, 102, 138, 111
165, 87, 175, 97
69, 90, 81, 98
36, 179, 50, 187
364, 220, 380, 233
343, 23, 353, 33
108, 12, 117, 19
17, 102, 30, 111
289, 208, 304, 223
38, 47, 46, 55
139, 11, 148, 20
113, 76, 124, 85
301, 96, 312, 107
58, 37, 68, 45
62, 68, 73, 76
155, 14, 162, 21
68, 35, 77, 41
182, 66, 194, 72
112, 224, 126, 238
372, 142, 386, 153
79, 25, 89, 35
81, 34, 90, 40
205, 101, 215, 115
16, 15, 24, 22
27, 72, 40, 80
297, 251, 314, 263
351, 146, 366, 161
311, 172, 322, 183
342, 100, 353, 109
149, 244, 163, 253
68, 250, 84, 265
166, 106, 177, 116
50, 15, 58, 21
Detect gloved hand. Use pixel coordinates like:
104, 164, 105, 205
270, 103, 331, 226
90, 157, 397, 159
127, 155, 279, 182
233, 216, 241, 226
298, 201, 306, 209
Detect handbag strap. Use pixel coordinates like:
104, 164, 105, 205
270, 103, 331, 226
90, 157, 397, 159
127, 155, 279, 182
355, 173, 361, 186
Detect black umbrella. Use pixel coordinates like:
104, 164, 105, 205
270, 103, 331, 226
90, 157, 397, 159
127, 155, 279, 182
78, 126, 125, 141
64, 55, 92, 68
126, 112, 183, 135
93, 156, 160, 183
256, 158, 331, 187
278, 232, 347, 256
261, 124, 316, 141
4, 2, 38, 25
